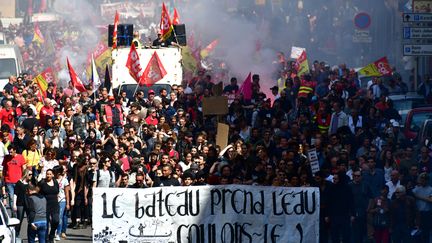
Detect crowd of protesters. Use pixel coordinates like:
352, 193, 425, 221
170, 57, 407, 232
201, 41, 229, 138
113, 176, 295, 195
1, 12, 432, 243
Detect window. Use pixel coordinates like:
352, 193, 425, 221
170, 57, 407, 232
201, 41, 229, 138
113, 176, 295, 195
410, 113, 432, 132
0, 59, 17, 79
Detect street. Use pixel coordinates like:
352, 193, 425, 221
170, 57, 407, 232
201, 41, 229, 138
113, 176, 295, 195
19, 217, 92, 243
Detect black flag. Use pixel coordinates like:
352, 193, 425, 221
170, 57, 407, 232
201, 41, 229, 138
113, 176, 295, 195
104, 64, 112, 93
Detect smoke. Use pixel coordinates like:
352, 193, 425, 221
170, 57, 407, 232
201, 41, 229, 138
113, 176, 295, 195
176, 0, 403, 84
52, 0, 102, 85
179, 0, 277, 92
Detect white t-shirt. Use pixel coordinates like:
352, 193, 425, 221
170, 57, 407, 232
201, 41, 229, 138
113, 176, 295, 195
93, 169, 115, 188
57, 176, 69, 202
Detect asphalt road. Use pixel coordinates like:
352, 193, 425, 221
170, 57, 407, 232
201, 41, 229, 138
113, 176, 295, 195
19, 217, 92, 243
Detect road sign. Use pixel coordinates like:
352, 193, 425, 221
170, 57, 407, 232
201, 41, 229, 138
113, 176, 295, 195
403, 13, 432, 22
354, 12, 371, 29
403, 44, 432, 55
353, 29, 372, 43
403, 27, 432, 39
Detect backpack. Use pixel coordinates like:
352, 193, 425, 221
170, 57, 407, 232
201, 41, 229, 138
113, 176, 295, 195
96, 169, 114, 187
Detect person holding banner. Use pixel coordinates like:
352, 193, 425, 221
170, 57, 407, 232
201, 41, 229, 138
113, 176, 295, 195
153, 164, 180, 187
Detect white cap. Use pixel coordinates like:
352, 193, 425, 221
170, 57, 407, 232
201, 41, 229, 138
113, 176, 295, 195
391, 119, 400, 127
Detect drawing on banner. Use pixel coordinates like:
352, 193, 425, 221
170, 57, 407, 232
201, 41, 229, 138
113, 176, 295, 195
93, 185, 320, 243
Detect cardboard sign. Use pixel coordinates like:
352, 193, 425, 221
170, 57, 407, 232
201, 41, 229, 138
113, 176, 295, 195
307, 148, 320, 174
216, 123, 230, 149
202, 96, 228, 115
93, 186, 320, 243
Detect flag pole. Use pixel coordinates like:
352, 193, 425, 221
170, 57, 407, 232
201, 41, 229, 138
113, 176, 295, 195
117, 81, 124, 97
171, 26, 180, 48
132, 83, 140, 97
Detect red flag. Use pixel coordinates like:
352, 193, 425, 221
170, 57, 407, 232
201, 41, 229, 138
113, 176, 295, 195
373, 57, 392, 76
112, 11, 119, 49
126, 44, 145, 84
67, 58, 87, 93
238, 72, 252, 100
200, 39, 219, 58
160, 3, 173, 41
34, 67, 56, 97
172, 8, 180, 25
141, 51, 167, 87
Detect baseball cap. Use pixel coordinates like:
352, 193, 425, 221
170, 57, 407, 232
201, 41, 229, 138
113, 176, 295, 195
148, 89, 155, 94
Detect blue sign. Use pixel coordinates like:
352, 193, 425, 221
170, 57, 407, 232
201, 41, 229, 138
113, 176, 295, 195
404, 27, 411, 39
354, 12, 371, 29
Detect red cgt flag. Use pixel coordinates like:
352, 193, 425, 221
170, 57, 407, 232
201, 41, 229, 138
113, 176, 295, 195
172, 8, 180, 25
126, 43, 145, 84
67, 58, 87, 93
160, 2, 173, 41
112, 11, 119, 49
374, 57, 392, 76
141, 51, 167, 87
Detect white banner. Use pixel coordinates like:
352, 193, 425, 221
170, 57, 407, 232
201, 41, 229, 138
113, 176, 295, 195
290, 46, 306, 59
100, 2, 156, 18
93, 185, 320, 243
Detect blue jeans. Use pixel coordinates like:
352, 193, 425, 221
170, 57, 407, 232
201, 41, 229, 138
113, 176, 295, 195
5, 183, 15, 217
57, 201, 68, 235
28, 220, 47, 243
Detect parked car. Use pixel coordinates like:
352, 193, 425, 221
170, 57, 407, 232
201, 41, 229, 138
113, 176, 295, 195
388, 93, 425, 123
0, 201, 21, 243
404, 107, 432, 140
418, 119, 432, 148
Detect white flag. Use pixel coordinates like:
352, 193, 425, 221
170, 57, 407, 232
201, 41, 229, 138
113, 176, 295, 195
91, 54, 101, 93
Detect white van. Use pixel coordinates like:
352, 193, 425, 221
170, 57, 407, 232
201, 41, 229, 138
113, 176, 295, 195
0, 45, 23, 91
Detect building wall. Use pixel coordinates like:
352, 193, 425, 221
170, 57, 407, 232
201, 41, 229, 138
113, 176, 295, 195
0, 0, 16, 18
